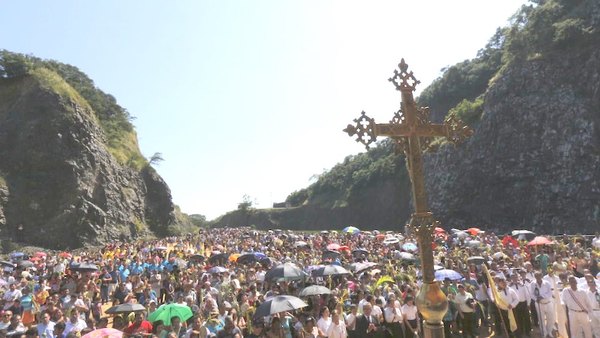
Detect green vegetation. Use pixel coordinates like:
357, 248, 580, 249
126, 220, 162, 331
0, 50, 147, 169
284, 0, 599, 215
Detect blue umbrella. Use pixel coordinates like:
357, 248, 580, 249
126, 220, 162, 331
402, 243, 418, 251
434, 269, 463, 281
207, 266, 228, 274
342, 226, 360, 234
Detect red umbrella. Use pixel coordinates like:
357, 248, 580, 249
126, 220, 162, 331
527, 236, 552, 246
338, 245, 351, 251
467, 227, 481, 235
502, 235, 519, 248
434, 227, 446, 233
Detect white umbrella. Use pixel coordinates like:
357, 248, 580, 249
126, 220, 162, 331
299, 285, 331, 297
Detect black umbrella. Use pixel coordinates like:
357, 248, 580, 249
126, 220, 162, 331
0, 261, 15, 268
236, 253, 267, 265
352, 248, 370, 257
254, 295, 308, 318
264, 263, 307, 281
349, 262, 378, 273
322, 250, 341, 260
312, 265, 350, 277
466, 256, 486, 265
105, 303, 146, 314
208, 253, 230, 265
70, 262, 99, 272
189, 254, 205, 263
17, 260, 34, 268
299, 285, 332, 297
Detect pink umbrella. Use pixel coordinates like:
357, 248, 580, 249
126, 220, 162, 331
326, 243, 340, 251
82, 328, 123, 338
527, 236, 552, 246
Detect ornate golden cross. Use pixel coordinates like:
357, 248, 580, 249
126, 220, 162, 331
344, 59, 472, 334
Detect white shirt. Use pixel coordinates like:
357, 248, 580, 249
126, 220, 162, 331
317, 317, 332, 335
383, 306, 403, 323
510, 283, 529, 303
494, 288, 519, 310
326, 321, 347, 338
561, 287, 592, 313
401, 304, 418, 320
345, 313, 357, 330
65, 318, 87, 336
530, 280, 553, 302
586, 289, 600, 311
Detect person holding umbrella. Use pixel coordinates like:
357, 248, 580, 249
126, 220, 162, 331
123, 312, 153, 337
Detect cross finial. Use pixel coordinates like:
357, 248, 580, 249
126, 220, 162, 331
389, 58, 420, 92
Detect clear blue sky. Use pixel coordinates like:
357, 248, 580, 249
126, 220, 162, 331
1, 0, 527, 219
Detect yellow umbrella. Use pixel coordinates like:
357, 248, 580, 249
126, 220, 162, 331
229, 253, 241, 262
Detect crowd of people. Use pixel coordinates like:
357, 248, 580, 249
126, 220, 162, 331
0, 227, 598, 338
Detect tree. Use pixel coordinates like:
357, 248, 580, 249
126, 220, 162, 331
148, 152, 164, 166
237, 194, 255, 211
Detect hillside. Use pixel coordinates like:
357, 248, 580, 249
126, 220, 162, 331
0, 52, 195, 249
212, 0, 600, 234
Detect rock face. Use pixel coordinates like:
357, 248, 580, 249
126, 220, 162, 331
0, 75, 182, 248
424, 48, 600, 234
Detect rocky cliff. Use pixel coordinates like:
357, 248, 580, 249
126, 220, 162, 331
424, 47, 600, 234
0, 63, 190, 249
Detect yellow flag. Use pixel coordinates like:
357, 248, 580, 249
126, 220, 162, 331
482, 265, 517, 332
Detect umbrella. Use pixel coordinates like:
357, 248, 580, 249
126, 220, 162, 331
527, 236, 552, 246
9, 252, 24, 260
82, 328, 123, 338
293, 241, 309, 248
254, 295, 308, 318
467, 256, 486, 265
105, 303, 146, 314
264, 263, 307, 281
299, 285, 331, 297
434, 227, 446, 233
154, 246, 168, 251
229, 253, 241, 263
189, 254, 205, 263
511, 230, 536, 240
236, 253, 267, 265
352, 248, 370, 257
338, 245, 351, 251
383, 237, 400, 245
467, 227, 481, 235
207, 266, 228, 274
17, 261, 34, 268
434, 265, 444, 271
33, 252, 47, 258
70, 262, 99, 272
312, 265, 350, 277
148, 303, 193, 325
342, 226, 360, 234
0, 261, 15, 268
466, 240, 481, 248
322, 250, 341, 261
326, 243, 340, 251
455, 231, 469, 239
58, 252, 72, 259
398, 252, 416, 261
349, 262, 378, 273
434, 269, 463, 281
402, 243, 418, 252
208, 253, 230, 265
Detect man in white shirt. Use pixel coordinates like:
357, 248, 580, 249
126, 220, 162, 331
510, 274, 532, 337
584, 280, 600, 338
64, 309, 87, 337
382, 295, 402, 338
561, 276, 592, 338
2, 283, 21, 310
530, 271, 555, 338
494, 277, 519, 338
454, 284, 476, 338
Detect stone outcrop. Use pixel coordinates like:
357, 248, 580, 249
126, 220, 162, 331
0, 74, 186, 249
424, 48, 600, 234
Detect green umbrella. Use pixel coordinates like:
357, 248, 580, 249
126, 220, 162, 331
147, 304, 193, 325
